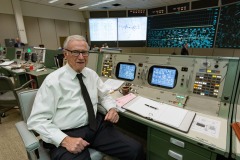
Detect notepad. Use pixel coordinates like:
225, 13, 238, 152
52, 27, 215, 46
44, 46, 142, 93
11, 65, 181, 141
116, 93, 137, 108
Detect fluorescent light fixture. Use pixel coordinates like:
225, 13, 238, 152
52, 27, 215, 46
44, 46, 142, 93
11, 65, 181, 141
90, 0, 115, 7
49, 0, 58, 3
79, 6, 89, 9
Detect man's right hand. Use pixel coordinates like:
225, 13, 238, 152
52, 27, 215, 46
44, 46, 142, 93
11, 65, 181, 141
61, 136, 90, 154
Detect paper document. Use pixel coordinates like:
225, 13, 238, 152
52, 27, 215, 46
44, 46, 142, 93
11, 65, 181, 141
190, 115, 220, 138
0, 61, 14, 66
104, 78, 124, 90
116, 93, 137, 107
124, 96, 188, 128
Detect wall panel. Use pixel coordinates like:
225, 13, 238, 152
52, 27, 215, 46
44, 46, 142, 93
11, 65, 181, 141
38, 18, 58, 49
213, 48, 234, 57
24, 16, 41, 47
0, 14, 18, 45
55, 20, 70, 47
69, 21, 82, 35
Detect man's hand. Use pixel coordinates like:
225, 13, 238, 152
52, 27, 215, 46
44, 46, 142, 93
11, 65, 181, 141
104, 108, 119, 123
61, 136, 90, 154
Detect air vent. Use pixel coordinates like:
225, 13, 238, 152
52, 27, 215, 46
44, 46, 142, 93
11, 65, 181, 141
65, 3, 75, 6
101, 6, 109, 9
112, 3, 121, 7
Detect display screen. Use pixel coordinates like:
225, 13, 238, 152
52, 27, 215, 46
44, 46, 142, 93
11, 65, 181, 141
148, 66, 178, 89
118, 17, 147, 41
215, 2, 240, 48
147, 8, 219, 48
116, 63, 136, 81
89, 18, 117, 41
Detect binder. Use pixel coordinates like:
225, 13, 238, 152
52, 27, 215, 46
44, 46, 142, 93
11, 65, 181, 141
122, 96, 196, 133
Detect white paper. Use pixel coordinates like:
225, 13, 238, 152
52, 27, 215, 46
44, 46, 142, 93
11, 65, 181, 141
0, 61, 14, 66
124, 96, 188, 128
104, 78, 125, 90
190, 115, 221, 138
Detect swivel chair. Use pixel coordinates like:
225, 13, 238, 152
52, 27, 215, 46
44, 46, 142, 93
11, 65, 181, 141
0, 76, 35, 123
15, 89, 106, 160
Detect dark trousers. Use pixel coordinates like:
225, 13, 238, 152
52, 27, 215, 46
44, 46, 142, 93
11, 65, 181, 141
43, 113, 145, 160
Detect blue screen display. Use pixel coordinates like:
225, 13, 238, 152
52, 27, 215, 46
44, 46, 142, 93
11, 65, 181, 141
151, 67, 177, 88
118, 64, 136, 80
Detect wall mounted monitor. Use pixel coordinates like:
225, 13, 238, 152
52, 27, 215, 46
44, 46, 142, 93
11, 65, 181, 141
118, 17, 147, 41
89, 18, 117, 41
115, 62, 136, 81
148, 66, 178, 89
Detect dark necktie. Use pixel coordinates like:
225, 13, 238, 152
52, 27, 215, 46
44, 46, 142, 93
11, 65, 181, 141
77, 73, 97, 131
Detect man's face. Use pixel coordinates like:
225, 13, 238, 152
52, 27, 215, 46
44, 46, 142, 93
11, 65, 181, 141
64, 40, 89, 73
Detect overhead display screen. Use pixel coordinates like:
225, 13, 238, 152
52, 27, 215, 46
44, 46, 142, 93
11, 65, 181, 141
118, 17, 147, 41
147, 8, 219, 48
215, 2, 240, 48
89, 18, 117, 41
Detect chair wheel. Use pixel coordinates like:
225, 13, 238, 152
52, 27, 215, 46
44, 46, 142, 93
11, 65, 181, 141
1, 113, 6, 117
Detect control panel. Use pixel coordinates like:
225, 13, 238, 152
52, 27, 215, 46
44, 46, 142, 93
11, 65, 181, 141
100, 53, 239, 117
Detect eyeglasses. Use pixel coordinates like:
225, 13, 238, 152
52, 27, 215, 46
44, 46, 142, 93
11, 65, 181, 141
65, 49, 89, 57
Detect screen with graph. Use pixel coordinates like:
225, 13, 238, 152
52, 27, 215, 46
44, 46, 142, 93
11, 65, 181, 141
147, 7, 219, 48
89, 18, 117, 41
118, 17, 147, 41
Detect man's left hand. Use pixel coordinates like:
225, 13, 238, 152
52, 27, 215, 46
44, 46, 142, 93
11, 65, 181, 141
104, 108, 119, 123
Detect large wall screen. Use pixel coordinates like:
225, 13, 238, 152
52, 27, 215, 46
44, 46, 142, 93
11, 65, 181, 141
118, 17, 147, 41
215, 2, 240, 48
147, 8, 219, 48
89, 18, 117, 41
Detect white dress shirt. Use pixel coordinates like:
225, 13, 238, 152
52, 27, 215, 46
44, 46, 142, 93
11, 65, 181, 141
27, 64, 116, 147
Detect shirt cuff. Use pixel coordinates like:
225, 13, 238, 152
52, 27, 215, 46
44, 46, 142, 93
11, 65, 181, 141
51, 130, 67, 147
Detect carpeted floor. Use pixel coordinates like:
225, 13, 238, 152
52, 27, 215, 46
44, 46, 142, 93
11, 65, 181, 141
0, 108, 28, 160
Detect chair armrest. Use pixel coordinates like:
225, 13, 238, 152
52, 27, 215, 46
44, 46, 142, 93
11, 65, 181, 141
14, 79, 36, 91
15, 121, 40, 152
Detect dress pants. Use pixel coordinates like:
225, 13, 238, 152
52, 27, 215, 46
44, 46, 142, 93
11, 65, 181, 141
44, 113, 145, 160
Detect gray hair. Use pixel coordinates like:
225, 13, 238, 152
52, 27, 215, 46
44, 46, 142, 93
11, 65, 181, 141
63, 35, 89, 49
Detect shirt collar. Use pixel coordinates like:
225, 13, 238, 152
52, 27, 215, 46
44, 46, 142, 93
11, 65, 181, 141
65, 63, 87, 79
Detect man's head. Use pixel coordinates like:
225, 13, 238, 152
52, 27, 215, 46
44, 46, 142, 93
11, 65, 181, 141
63, 35, 90, 73
15, 37, 20, 43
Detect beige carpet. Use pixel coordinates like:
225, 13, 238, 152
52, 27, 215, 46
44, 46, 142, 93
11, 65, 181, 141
0, 109, 28, 160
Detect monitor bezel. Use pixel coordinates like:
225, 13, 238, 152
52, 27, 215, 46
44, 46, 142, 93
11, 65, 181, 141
115, 62, 136, 81
148, 65, 178, 89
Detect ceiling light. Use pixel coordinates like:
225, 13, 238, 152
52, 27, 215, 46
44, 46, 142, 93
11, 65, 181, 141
90, 0, 115, 7
79, 6, 89, 9
49, 0, 58, 3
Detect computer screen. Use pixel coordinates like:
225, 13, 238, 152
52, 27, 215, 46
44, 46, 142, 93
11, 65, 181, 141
89, 18, 117, 41
116, 62, 136, 81
148, 66, 178, 89
118, 17, 147, 41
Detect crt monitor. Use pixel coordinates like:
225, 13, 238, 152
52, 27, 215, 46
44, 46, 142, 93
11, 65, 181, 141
148, 65, 178, 89
115, 62, 136, 81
